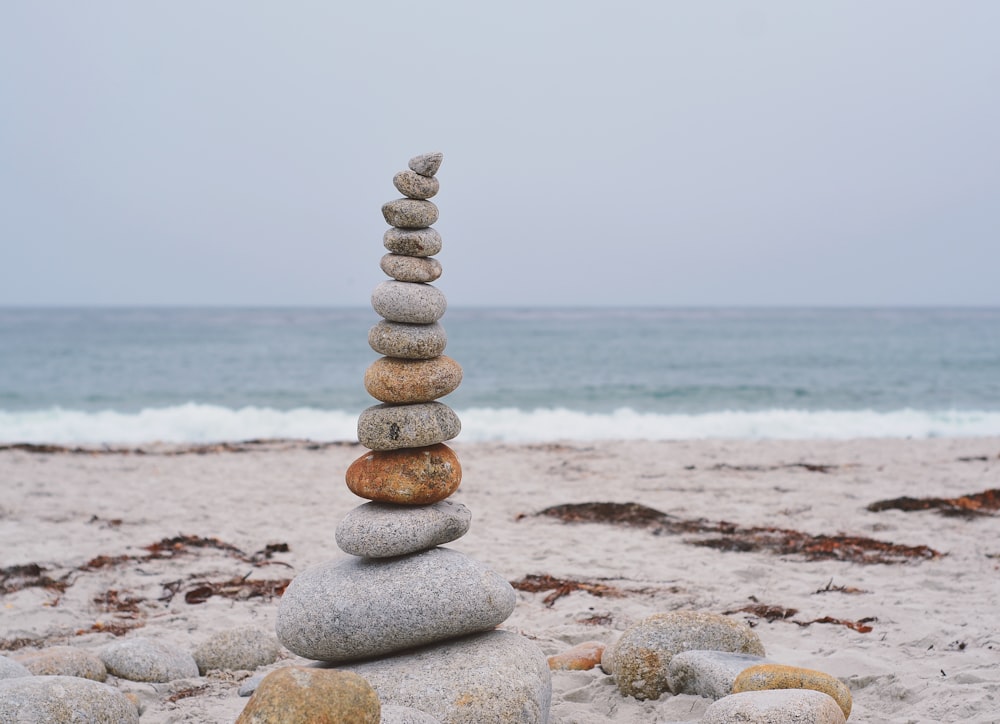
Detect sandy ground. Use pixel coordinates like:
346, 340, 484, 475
2, 437, 999, 723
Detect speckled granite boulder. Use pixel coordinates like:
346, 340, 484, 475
15, 646, 107, 681
380, 705, 442, 723
393, 170, 440, 200
702, 689, 846, 723
372, 280, 447, 324
276, 548, 516, 662
99, 637, 198, 683
408, 152, 443, 177
547, 641, 606, 671
356, 402, 460, 451
346, 444, 461, 504
0, 655, 32, 679
336, 500, 471, 558
383, 228, 442, 257
733, 664, 853, 719
380, 253, 443, 283
667, 650, 771, 699
193, 627, 281, 675
0, 675, 139, 723
235, 667, 379, 724
365, 355, 462, 404
382, 199, 438, 229
333, 629, 550, 724
604, 611, 765, 700
369, 320, 447, 359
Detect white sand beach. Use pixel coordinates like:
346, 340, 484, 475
2, 437, 999, 723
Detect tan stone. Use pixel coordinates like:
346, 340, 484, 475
15, 647, 107, 681
346, 444, 461, 504
547, 641, 606, 671
733, 664, 853, 719
235, 666, 380, 724
364, 355, 462, 404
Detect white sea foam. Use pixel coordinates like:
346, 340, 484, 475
2, 405, 1000, 445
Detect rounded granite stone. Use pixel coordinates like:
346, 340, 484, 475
365, 355, 462, 404
702, 689, 846, 724
357, 402, 460, 451
193, 627, 281, 675
380, 253, 442, 283
369, 320, 447, 360
336, 500, 472, 558
733, 664, 853, 719
382, 199, 439, 229
380, 705, 441, 723
605, 611, 765, 701
15, 646, 107, 681
667, 650, 771, 699
0, 676, 140, 723
276, 548, 516, 663
346, 443, 462, 504
408, 152, 443, 177
393, 169, 439, 200
0, 655, 32, 679
383, 227, 442, 257
99, 637, 199, 683
372, 281, 447, 324
235, 667, 380, 724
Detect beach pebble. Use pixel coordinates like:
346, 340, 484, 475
15, 646, 107, 681
667, 650, 771, 699
336, 500, 471, 558
383, 227, 442, 257
0, 675, 139, 723
547, 641, 606, 671
346, 444, 462, 504
604, 611, 765, 701
372, 280, 447, 324
408, 151, 443, 177
99, 637, 199, 683
380, 253, 443, 283
369, 320, 447, 359
733, 663, 853, 719
382, 199, 439, 229
380, 704, 442, 723
192, 627, 281, 675
335, 629, 550, 724
365, 355, 462, 404
239, 672, 267, 697
393, 169, 440, 200
235, 666, 380, 724
0, 655, 32, 679
357, 402, 461, 451
702, 689, 847, 723
276, 548, 516, 662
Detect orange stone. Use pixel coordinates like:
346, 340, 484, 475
364, 355, 462, 404
345, 443, 462, 504
547, 641, 606, 671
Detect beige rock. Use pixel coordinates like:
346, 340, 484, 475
393, 169, 439, 199
547, 641, 606, 671
346, 443, 462, 504
733, 664, 853, 719
408, 151, 443, 177
364, 355, 462, 404
703, 689, 846, 723
382, 199, 438, 229
380, 253, 442, 283
383, 227, 442, 257
15, 646, 107, 681
235, 666, 380, 724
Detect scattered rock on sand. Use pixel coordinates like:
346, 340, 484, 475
15, 646, 107, 681
547, 641, 606, 671
0, 675, 140, 723
193, 627, 281, 675
702, 689, 847, 723
99, 637, 199, 683
0, 655, 32, 679
667, 650, 771, 699
335, 500, 471, 558
235, 666, 379, 724
733, 663, 853, 719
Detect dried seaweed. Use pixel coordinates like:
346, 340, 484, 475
183, 576, 290, 604
510, 574, 625, 607
813, 578, 868, 595
166, 685, 209, 702
0, 440, 356, 456
727, 601, 876, 633
577, 613, 614, 626
710, 462, 840, 473
867, 489, 1000, 517
0, 563, 71, 595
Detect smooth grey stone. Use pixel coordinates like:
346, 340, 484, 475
382, 198, 438, 229
0, 675, 139, 723
408, 152, 443, 177
380, 705, 442, 723
0, 655, 31, 679
192, 627, 281, 675
668, 650, 771, 699
99, 637, 198, 683
15, 646, 107, 681
381, 253, 442, 283
372, 280, 447, 324
330, 630, 550, 724
357, 401, 460, 450
336, 500, 472, 558
393, 169, 439, 200
276, 548, 515, 663
369, 320, 447, 359
238, 672, 266, 696
702, 690, 846, 723
383, 227, 442, 257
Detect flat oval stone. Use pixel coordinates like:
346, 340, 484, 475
380, 253, 442, 283
365, 355, 462, 404
99, 637, 199, 683
372, 281, 446, 324
193, 627, 281, 675
357, 402, 460, 450
0, 676, 140, 723
702, 690, 846, 724
408, 152, 443, 177
276, 548, 516, 662
0, 655, 31, 679
15, 646, 107, 681
383, 227, 442, 257
547, 641, 606, 671
345, 444, 461, 504
382, 199, 438, 229
393, 169, 439, 200
336, 500, 472, 558
668, 650, 771, 699
235, 667, 380, 724
733, 664, 853, 719
369, 320, 447, 359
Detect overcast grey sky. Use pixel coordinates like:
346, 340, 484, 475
1, 2, 998, 307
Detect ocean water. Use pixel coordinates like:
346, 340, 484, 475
1, 307, 998, 444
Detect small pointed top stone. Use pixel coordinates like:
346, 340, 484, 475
408, 152, 443, 177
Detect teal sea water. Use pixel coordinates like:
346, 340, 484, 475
1, 307, 998, 443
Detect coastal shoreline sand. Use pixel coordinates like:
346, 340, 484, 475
2, 437, 999, 722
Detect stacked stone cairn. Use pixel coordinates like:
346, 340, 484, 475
274, 153, 551, 724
